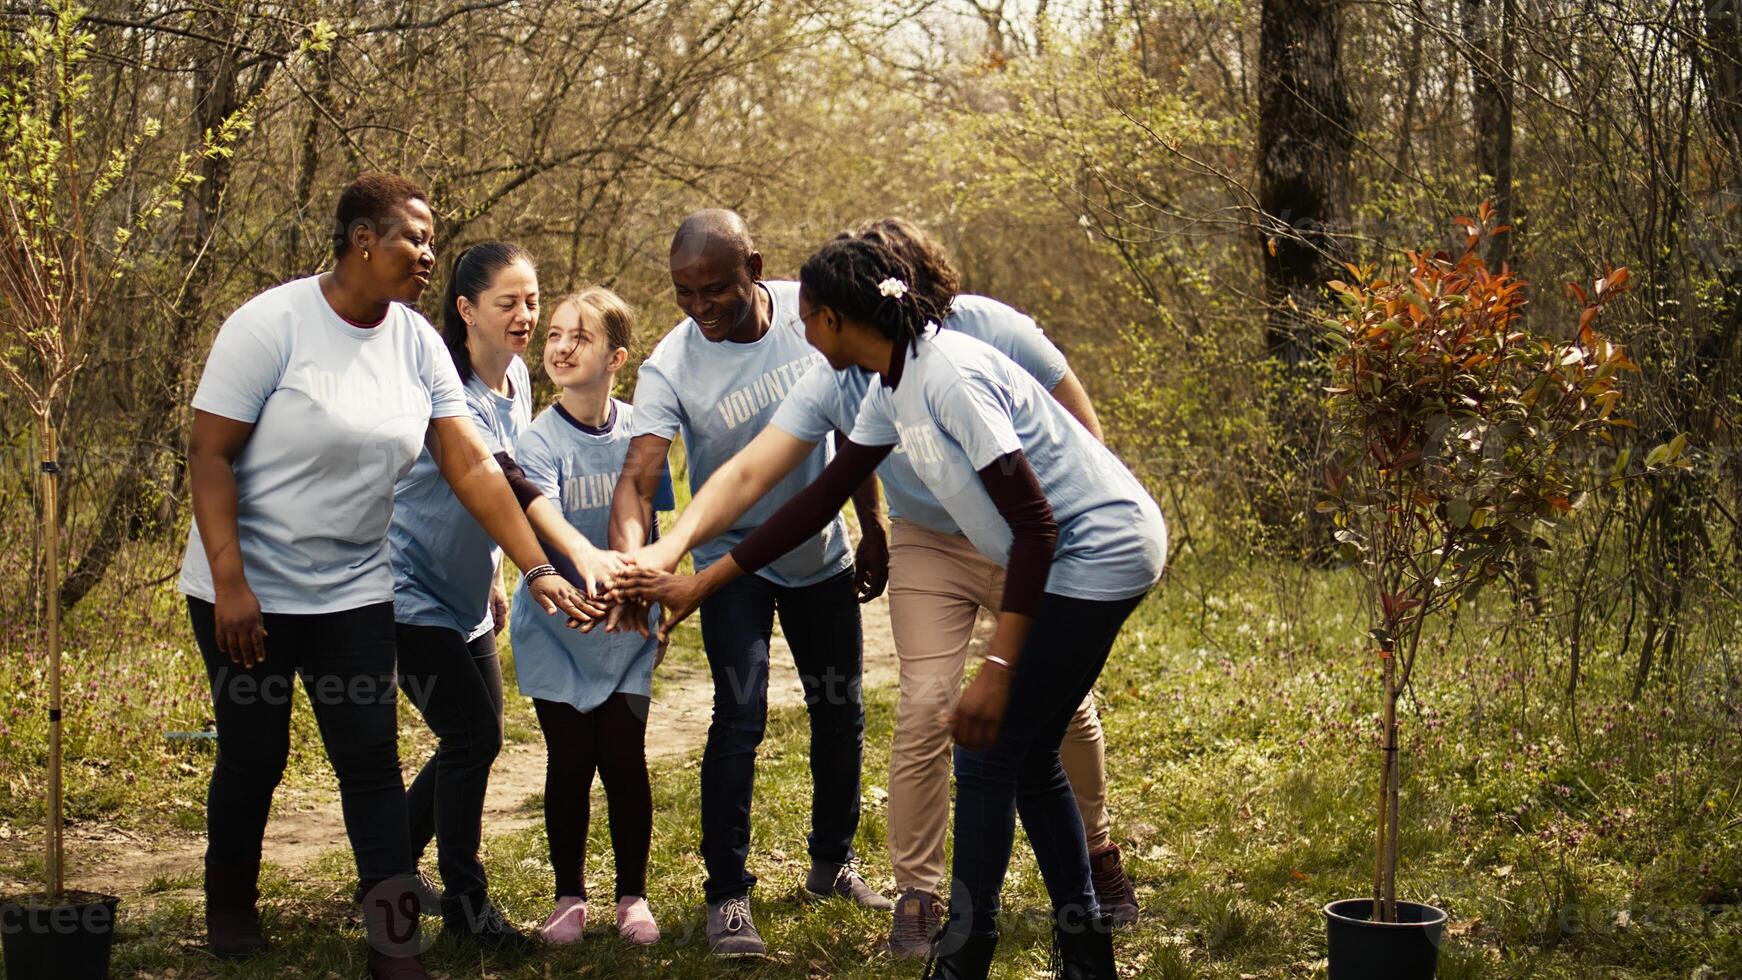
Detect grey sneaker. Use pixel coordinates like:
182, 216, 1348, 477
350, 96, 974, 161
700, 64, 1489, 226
706, 895, 766, 959
802, 860, 895, 911
408, 870, 442, 915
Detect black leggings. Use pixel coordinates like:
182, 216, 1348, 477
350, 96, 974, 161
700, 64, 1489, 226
533, 693, 652, 901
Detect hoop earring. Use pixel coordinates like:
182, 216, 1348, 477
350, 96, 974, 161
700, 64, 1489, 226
361, 248, 371, 261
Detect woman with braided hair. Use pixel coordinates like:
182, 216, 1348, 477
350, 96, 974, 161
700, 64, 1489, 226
615, 235, 1166, 980
622, 219, 1141, 957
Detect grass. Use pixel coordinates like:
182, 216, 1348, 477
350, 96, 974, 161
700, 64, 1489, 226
4, 542, 1742, 977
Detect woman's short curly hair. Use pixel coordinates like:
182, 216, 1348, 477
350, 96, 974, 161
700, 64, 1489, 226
331, 172, 429, 259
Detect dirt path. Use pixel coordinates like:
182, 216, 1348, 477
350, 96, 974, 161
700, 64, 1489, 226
55, 594, 921, 904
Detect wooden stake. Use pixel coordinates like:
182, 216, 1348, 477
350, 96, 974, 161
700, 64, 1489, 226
39, 414, 63, 900
1371, 645, 1391, 922
1382, 646, 1400, 922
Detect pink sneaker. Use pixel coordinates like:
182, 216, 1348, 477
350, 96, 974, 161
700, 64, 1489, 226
616, 896, 659, 945
539, 897, 587, 945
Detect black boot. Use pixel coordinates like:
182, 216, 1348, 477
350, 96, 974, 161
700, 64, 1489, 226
360, 876, 430, 980
1051, 913, 1116, 980
205, 859, 268, 959
920, 924, 998, 980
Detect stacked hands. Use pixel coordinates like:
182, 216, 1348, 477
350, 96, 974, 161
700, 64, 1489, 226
552, 532, 1007, 753
555, 536, 705, 644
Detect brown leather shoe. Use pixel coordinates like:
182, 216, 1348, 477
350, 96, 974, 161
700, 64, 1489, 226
1088, 843, 1139, 926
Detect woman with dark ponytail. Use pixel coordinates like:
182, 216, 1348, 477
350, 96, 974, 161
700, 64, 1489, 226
388, 241, 628, 949
616, 235, 1167, 980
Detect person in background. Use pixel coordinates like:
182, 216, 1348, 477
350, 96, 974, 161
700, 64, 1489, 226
511, 287, 674, 947
625, 219, 1139, 958
180, 173, 595, 980
606, 209, 890, 960
615, 236, 1167, 980
389, 241, 626, 950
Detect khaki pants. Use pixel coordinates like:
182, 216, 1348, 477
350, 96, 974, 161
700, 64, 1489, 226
885, 519, 1112, 894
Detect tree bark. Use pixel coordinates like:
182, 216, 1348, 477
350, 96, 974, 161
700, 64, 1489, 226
1255, 0, 1354, 544
1464, 0, 1516, 269
1257, 0, 1353, 372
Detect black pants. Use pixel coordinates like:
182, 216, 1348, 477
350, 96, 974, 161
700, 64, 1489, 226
397, 623, 505, 913
533, 693, 653, 901
948, 590, 1147, 936
189, 598, 410, 885
697, 568, 865, 903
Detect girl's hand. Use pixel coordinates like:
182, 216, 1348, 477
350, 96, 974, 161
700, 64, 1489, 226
214, 581, 268, 667
949, 662, 1013, 752
528, 573, 606, 626
611, 566, 706, 644
490, 581, 509, 635
567, 544, 629, 596
630, 537, 685, 574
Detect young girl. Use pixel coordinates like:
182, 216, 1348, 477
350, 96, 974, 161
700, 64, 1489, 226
510, 287, 673, 946
616, 237, 1166, 980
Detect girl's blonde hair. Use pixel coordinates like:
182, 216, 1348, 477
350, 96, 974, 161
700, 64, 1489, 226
556, 285, 638, 355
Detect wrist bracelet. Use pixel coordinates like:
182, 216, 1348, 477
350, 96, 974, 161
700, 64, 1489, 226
984, 654, 1014, 671
524, 564, 559, 585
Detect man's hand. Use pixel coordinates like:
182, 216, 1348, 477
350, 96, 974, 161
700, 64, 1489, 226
854, 522, 889, 603
611, 566, 708, 644
948, 661, 1013, 752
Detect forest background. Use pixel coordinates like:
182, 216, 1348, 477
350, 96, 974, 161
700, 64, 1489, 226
2, 1, 1741, 977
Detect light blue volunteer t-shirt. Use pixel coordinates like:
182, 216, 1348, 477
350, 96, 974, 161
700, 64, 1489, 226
630, 279, 851, 587
511, 399, 669, 712
388, 357, 533, 638
770, 294, 1069, 535
179, 275, 470, 614
851, 328, 1167, 601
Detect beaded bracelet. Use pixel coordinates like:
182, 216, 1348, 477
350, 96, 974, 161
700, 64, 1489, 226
523, 563, 559, 585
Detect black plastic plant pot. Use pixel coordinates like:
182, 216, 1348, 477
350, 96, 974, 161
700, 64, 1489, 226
1, 890, 120, 980
1324, 898, 1447, 980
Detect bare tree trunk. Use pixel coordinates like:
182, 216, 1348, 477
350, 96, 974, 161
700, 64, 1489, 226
1464, 0, 1516, 269
1703, 0, 1742, 566
1256, 0, 1354, 545
1396, 0, 1426, 175
1257, 0, 1354, 371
